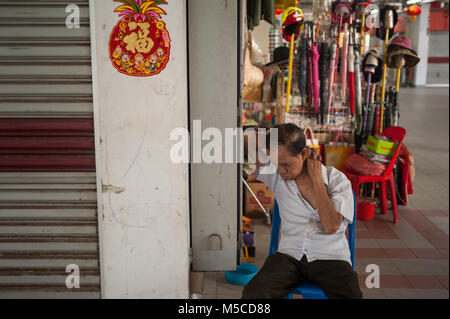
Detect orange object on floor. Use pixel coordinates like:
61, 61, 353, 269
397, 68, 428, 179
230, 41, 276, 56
344, 126, 406, 224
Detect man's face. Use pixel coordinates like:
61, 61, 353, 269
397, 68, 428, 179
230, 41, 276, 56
277, 145, 307, 180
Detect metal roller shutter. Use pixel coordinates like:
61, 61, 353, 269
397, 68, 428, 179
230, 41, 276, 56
0, 0, 100, 298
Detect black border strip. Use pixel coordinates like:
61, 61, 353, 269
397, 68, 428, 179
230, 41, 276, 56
186, 0, 192, 251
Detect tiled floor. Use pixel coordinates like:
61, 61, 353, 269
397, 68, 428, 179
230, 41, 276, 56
200, 87, 449, 299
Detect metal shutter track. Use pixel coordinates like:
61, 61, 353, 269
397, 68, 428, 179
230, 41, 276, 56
0, 0, 100, 298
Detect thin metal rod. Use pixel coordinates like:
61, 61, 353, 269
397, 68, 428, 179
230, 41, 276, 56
242, 177, 271, 220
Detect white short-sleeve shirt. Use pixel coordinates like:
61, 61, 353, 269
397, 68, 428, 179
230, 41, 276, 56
255, 161, 354, 265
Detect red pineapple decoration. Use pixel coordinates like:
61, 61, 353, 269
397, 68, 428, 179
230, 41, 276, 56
406, 5, 422, 22
109, 0, 171, 77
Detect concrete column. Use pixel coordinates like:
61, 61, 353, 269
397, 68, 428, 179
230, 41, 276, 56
406, 4, 430, 86
89, 1, 190, 298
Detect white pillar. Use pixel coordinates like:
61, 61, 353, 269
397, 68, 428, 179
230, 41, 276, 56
407, 4, 430, 86
89, 0, 190, 298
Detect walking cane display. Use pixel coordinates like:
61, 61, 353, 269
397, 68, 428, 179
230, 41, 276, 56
377, 5, 398, 134
386, 35, 420, 126
367, 83, 376, 136
362, 48, 383, 135
282, 7, 305, 113
352, 0, 373, 55
286, 34, 295, 113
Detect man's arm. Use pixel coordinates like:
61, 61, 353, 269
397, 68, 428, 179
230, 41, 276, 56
312, 179, 343, 234
306, 149, 343, 234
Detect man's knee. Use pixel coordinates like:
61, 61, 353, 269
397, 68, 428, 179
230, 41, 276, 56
241, 278, 264, 299
241, 276, 272, 299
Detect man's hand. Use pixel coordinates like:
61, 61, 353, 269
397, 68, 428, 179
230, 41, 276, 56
305, 148, 323, 184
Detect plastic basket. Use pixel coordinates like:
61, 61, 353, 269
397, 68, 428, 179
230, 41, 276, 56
357, 201, 376, 221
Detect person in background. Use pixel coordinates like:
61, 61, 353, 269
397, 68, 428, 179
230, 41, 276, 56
242, 123, 363, 299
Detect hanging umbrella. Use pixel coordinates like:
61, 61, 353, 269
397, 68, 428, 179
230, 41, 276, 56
307, 24, 314, 113
326, 40, 337, 124
299, 35, 308, 108
319, 41, 330, 125
332, 0, 352, 95
348, 27, 355, 116
354, 44, 363, 134
340, 19, 350, 101
312, 42, 320, 116
282, 7, 305, 113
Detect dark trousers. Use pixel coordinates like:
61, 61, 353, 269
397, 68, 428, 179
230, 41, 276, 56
242, 252, 363, 299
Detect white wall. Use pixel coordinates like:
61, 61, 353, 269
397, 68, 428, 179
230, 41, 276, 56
89, 1, 190, 298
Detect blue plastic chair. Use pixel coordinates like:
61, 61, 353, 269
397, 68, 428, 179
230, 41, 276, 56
268, 193, 357, 299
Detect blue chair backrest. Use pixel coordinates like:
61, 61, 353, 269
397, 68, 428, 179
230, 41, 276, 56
269, 192, 357, 269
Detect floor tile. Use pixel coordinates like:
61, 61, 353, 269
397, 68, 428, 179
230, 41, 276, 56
428, 239, 449, 249
410, 248, 442, 259
356, 230, 375, 239
216, 277, 245, 295
356, 248, 388, 258
391, 259, 447, 276
356, 239, 381, 248
383, 248, 416, 259
438, 249, 449, 259
427, 217, 449, 235
419, 210, 449, 217
375, 239, 407, 248
435, 259, 449, 275
382, 288, 421, 299
435, 276, 449, 289
414, 289, 449, 299
404, 275, 446, 289
401, 238, 434, 249
361, 288, 387, 299
203, 272, 218, 295
419, 230, 448, 240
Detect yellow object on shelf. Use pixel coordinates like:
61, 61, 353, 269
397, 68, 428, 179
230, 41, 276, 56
275, 0, 297, 10
366, 135, 397, 156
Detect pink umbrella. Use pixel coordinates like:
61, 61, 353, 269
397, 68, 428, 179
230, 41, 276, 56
341, 21, 349, 101
326, 40, 337, 124
312, 43, 320, 115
